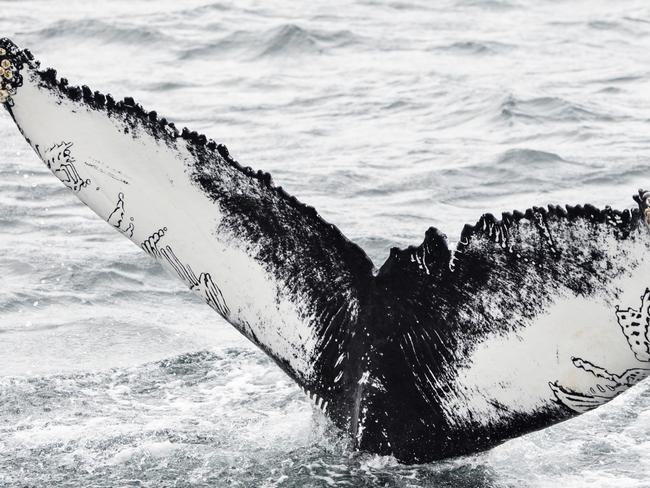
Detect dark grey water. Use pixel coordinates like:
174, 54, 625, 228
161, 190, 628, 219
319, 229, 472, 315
1, 1, 650, 486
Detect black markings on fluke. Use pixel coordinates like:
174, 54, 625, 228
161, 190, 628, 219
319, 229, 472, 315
2, 36, 650, 463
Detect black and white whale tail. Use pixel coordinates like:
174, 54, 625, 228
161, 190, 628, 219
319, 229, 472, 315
2, 37, 650, 463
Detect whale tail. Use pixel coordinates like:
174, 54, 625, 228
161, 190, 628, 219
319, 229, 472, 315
2, 37, 650, 463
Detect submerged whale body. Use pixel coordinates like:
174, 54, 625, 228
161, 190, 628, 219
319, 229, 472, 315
2, 37, 650, 463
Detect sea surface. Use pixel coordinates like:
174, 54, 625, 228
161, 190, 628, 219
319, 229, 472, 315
1, 1, 650, 486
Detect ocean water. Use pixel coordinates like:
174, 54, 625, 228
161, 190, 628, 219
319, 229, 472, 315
1, 1, 650, 486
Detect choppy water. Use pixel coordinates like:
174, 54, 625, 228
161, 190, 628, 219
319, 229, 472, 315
1, 1, 650, 486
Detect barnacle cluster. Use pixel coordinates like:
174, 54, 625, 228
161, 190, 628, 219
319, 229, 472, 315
0, 39, 25, 106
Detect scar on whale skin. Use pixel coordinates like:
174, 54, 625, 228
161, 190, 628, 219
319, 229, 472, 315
38, 141, 90, 192
141, 228, 230, 318
83, 159, 130, 185
551, 290, 650, 412
107, 192, 135, 238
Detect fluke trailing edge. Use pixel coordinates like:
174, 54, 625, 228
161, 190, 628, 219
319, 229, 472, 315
2, 37, 650, 464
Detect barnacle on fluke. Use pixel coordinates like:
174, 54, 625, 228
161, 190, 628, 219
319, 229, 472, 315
0, 39, 28, 106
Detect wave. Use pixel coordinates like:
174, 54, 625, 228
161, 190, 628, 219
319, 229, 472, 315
455, 0, 519, 10
258, 24, 323, 57
496, 148, 567, 165
593, 74, 646, 84
30, 19, 173, 46
179, 2, 236, 17
435, 40, 513, 55
141, 80, 198, 92
181, 24, 362, 60
499, 94, 613, 123
423, 149, 589, 202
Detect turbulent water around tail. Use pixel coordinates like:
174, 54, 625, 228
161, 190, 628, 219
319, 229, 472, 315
1, 1, 650, 486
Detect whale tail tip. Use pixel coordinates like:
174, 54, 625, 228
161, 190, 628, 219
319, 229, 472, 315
0, 37, 33, 106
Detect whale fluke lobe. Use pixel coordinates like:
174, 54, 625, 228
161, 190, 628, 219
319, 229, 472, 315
2, 37, 650, 463
368, 201, 648, 459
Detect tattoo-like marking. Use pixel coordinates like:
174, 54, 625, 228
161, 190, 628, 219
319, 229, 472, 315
107, 192, 135, 238
40, 141, 90, 192
141, 228, 230, 318
617, 289, 650, 361
550, 357, 650, 413
551, 289, 650, 412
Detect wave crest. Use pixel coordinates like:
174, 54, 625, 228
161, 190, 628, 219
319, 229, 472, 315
182, 24, 361, 60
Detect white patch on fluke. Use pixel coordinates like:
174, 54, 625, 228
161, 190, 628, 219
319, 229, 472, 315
10, 71, 321, 380
442, 252, 650, 427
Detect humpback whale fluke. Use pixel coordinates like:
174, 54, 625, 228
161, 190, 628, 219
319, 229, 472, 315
2, 37, 650, 463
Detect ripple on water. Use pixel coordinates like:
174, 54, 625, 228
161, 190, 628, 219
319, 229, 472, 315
30, 18, 174, 45
180, 24, 362, 61
498, 95, 614, 123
